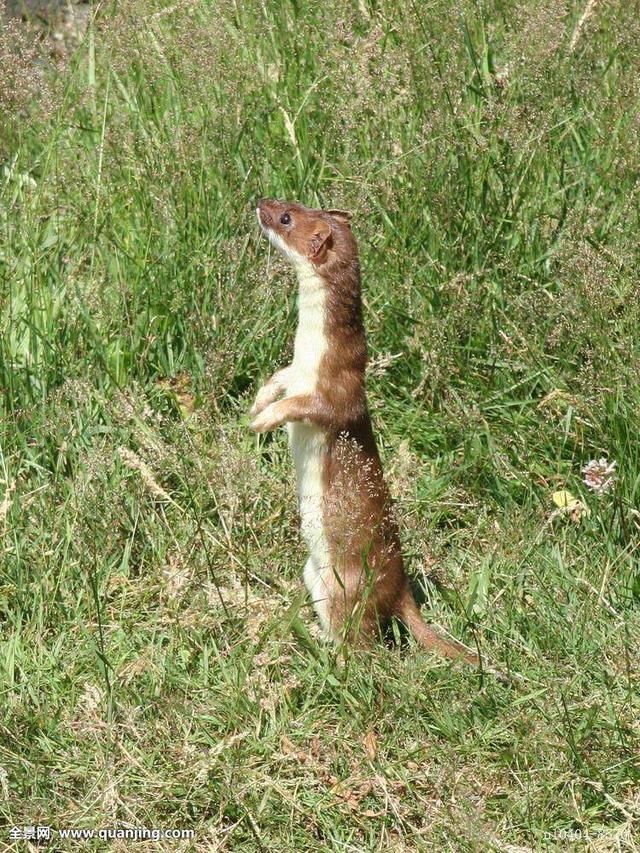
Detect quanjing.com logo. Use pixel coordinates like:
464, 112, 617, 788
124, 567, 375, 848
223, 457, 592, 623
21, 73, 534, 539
9, 826, 195, 843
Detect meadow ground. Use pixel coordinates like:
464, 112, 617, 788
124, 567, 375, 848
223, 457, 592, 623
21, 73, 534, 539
1, 1, 639, 850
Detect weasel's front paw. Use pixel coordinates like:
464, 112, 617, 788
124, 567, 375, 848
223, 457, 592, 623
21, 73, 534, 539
250, 384, 277, 418
250, 402, 285, 433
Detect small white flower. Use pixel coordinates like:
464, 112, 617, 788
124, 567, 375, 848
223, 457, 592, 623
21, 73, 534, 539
582, 458, 616, 494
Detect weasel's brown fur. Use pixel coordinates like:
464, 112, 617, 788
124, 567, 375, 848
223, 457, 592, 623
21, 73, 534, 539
251, 199, 494, 675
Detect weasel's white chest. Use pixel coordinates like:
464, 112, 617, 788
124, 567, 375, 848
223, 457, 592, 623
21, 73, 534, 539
286, 268, 329, 567
286, 282, 326, 396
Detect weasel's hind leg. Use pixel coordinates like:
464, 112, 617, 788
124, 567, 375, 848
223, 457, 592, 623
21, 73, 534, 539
302, 557, 381, 645
303, 556, 334, 638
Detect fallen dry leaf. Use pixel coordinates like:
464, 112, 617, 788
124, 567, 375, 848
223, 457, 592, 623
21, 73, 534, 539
363, 730, 378, 761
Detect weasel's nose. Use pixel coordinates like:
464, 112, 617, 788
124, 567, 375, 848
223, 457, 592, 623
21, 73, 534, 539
256, 198, 273, 226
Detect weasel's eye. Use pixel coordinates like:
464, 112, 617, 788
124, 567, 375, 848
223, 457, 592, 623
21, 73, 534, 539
280, 213, 291, 225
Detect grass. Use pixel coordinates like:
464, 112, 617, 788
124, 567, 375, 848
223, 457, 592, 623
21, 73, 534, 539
1, 0, 639, 849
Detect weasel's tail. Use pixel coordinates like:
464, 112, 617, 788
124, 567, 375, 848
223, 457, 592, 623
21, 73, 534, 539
396, 589, 480, 667
396, 590, 510, 684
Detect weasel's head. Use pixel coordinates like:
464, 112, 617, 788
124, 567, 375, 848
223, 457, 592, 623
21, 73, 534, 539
256, 198, 356, 271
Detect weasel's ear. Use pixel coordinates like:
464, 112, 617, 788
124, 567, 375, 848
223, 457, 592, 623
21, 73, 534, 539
326, 209, 352, 227
308, 220, 332, 262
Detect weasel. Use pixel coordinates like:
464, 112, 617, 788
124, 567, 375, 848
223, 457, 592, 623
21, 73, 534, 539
250, 199, 490, 674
